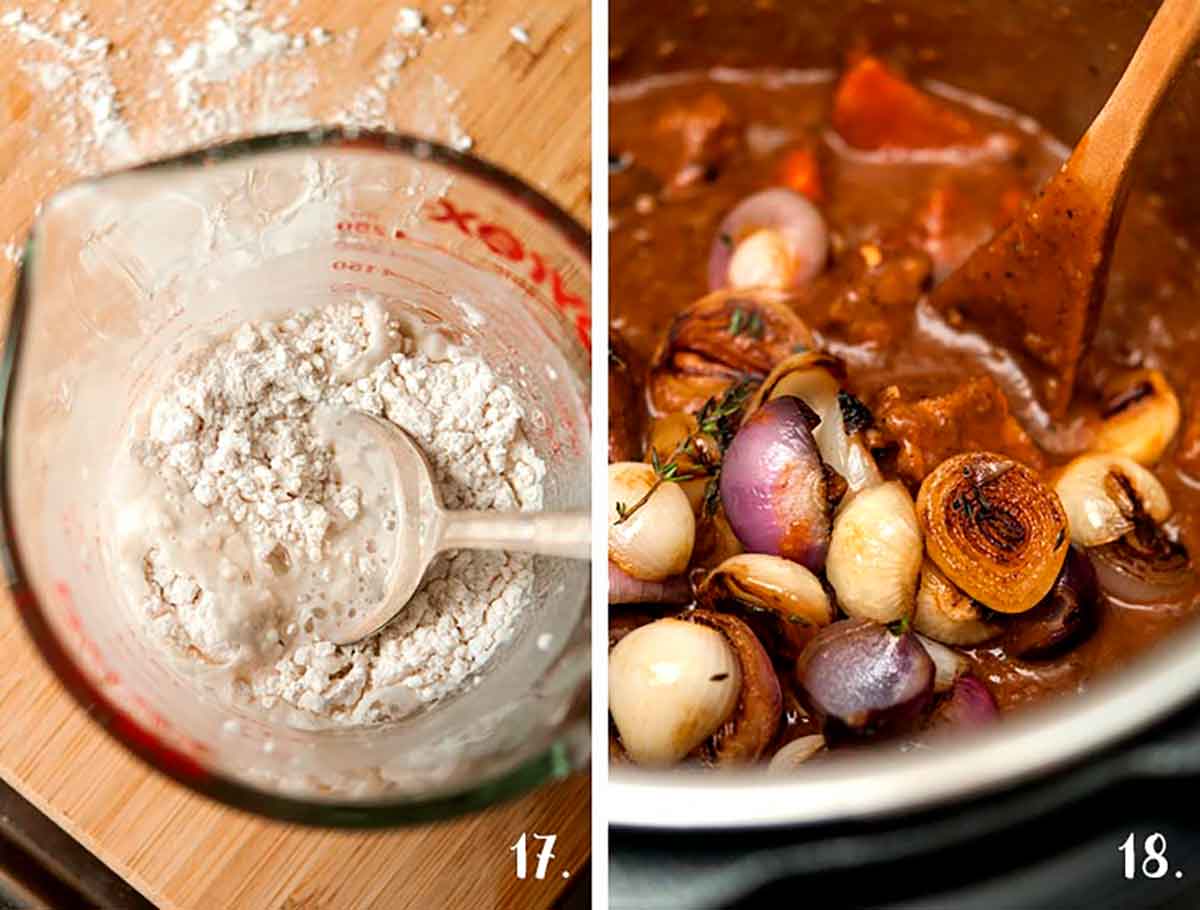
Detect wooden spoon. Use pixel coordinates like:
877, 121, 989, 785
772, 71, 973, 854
928, 0, 1200, 418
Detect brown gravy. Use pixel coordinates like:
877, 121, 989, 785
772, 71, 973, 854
610, 68, 1200, 716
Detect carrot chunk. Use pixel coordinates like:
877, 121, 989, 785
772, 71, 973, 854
832, 56, 985, 151
776, 145, 824, 202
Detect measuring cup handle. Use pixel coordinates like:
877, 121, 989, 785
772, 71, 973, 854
439, 511, 591, 560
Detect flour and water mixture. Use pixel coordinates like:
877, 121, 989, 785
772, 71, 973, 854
109, 296, 545, 728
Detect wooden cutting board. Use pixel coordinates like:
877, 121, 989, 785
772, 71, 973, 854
0, 2, 590, 908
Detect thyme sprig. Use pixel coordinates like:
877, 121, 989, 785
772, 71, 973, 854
728, 307, 764, 339
612, 380, 754, 526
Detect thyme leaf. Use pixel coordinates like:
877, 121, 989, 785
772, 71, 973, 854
612, 382, 753, 525
727, 307, 764, 339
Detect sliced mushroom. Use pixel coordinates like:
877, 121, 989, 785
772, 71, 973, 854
608, 462, 696, 581
697, 553, 834, 659
917, 452, 1068, 614
646, 288, 814, 416
608, 618, 742, 767
826, 482, 924, 624
689, 610, 783, 764
697, 554, 835, 628
609, 330, 646, 463
913, 559, 1001, 646
1055, 453, 1171, 548
1093, 369, 1180, 466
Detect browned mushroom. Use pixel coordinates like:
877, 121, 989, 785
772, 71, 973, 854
609, 329, 647, 463
646, 288, 814, 417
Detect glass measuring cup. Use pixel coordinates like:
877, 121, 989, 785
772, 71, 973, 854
1, 131, 591, 825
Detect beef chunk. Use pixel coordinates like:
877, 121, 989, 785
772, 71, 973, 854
792, 245, 933, 349
654, 92, 742, 189
871, 375, 1044, 487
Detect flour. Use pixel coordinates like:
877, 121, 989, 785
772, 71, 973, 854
2, 6, 134, 169
112, 297, 546, 727
0, 0, 484, 177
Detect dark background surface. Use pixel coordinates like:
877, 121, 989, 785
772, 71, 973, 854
612, 700, 1200, 910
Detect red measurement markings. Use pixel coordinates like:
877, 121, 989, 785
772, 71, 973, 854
334, 197, 590, 349
337, 220, 408, 241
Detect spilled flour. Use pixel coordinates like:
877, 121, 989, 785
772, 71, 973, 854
109, 297, 546, 727
0, 0, 488, 173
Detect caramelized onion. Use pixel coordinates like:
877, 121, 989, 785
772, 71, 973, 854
915, 634, 969, 693
646, 288, 814, 416
913, 559, 1001, 646
826, 482, 924, 624
767, 734, 827, 772
917, 452, 1068, 614
1055, 453, 1171, 548
1093, 369, 1180, 466
609, 618, 742, 766
708, 188, 829, 291
1090, 521, 1196, 605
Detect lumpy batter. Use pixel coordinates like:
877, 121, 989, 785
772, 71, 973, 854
108, 297, 546, 728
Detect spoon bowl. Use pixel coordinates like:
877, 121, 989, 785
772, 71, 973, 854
327, 412, 590, 644
928, 0, 1200, 416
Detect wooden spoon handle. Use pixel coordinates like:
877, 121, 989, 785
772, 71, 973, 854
1070, 0, 1200, 198
439, 510, 592, 560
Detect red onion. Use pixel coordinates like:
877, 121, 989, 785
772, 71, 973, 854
1004, 546, 1099, 659
708, 188, 828, 292
719, 396, 831, 571
608, 562, 692, 605
928, 675, 1000, 731
796, 618, 934, 733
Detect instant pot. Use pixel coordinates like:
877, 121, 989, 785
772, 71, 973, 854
609, 1, 1200, 906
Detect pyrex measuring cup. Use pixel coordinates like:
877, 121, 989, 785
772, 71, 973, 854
1, 131, 591, 825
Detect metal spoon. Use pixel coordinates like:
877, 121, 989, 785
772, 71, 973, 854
928, 0, 1200, 418
327, 412, 589, 644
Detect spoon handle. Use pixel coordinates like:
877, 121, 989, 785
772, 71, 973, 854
1070, 0, 1200, 199
439, 510, 591, 560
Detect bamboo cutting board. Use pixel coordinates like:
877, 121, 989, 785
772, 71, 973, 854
0, 2, 590, 908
